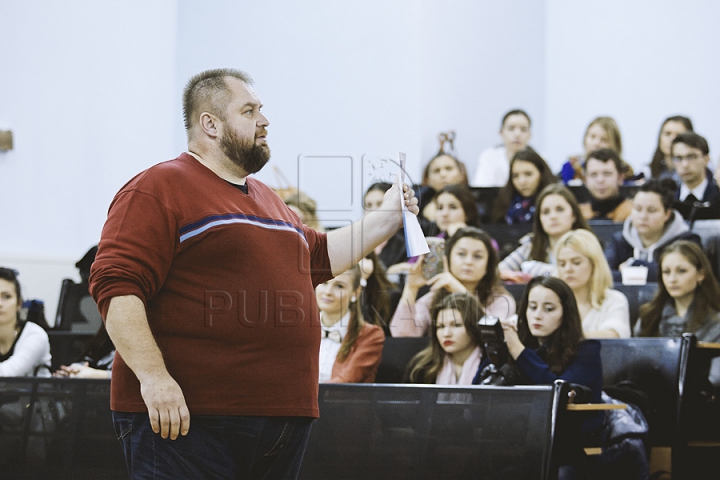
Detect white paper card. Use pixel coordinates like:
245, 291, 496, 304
621, 266, 648, 285
398, 152, 429, 257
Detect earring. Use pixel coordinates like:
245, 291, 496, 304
351, 297, 357, 303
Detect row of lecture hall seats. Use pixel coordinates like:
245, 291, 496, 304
2, 336, 719, 479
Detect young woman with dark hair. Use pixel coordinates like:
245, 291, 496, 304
390, 227, 515, 337
0, 267, 52, 377
490, 147, 557, 225
635, 241, 720, 341
604, 178, 701, 282
316, 264, 384, 383
406, 292, 488, 384
499, 184, 590, 282
643, 115, 694, 181
433, 184, 481, 237
502, 276, 601, 392
501, 276, 603, 441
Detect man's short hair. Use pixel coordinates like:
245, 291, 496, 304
182, 68, 253, 131
584, 148, 625, 174
672, 132, 710, 156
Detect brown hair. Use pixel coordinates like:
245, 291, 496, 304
637, 241, 720, 337
491, 147, 556, 224
529, 184, 590, 262
516, 277, 585, 374
406, 292, 485, 383
335, 264, 367, 362
649, 116, 693, 178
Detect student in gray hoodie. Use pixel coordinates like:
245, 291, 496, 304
604, 179, 701, 282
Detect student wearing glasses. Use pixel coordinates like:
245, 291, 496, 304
670, 132, 720, 221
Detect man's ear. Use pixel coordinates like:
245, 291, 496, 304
199, 112, 220, 139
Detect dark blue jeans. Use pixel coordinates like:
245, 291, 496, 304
112, 412, 314, 480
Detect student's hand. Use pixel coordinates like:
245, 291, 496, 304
427, 255, 466, 293
387, 262, 411, 275
501, 318, 524, 360
404, 256, 428, 292
54, 362, 87, 377
445, 222, 467, 237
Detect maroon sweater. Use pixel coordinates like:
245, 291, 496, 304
90, 154, 333, 417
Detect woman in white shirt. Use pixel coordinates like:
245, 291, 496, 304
554, 230, 631, 338
471, 109, 532, 187
315, 264, 384, 383
0, 267, 52, 377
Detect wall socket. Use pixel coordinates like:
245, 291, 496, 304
0, 130, 13, 151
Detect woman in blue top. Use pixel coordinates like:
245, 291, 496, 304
502, 276, 603, 430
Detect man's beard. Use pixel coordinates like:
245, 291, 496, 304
220, 126, 270, 175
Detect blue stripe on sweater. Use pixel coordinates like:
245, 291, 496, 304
179, 214, 307, 245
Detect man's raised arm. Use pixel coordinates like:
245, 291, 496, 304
326, 183, 418, 275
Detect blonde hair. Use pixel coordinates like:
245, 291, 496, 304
585, 116, 623, 156
554, 229, 612, 309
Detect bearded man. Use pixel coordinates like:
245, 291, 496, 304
89, 68, 418, 479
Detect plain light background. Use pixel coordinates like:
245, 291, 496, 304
1, 0, 719, 314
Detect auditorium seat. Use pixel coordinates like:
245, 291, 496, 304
54, 279, 102, 334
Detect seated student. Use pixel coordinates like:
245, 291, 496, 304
579, 148, 633, 222
670, 132, 720, 221
54, 323, 115, 379
284, 190, 325, 232
418, 138, 469, 222
471, 109, 533, 187
490, 147, 557, 225
555, 230, 631, 338
500, 276, 603, 435
432, 184, 481, 238
605, 179, 702, 283
406, 292, 489, 385
0, 267, 52, 377
560, 116, 624, 185
499, 183, 590, 282
390, 227, 516, 337
642, 115, 694, 182
635, 240, 720, 341
316, 264, 384, 383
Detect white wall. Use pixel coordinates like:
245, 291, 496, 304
544, 0, 720, 173
0, 0, 178, 312
176, 0, 545, 225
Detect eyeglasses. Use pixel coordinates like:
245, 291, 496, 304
671, 153, 701, 163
